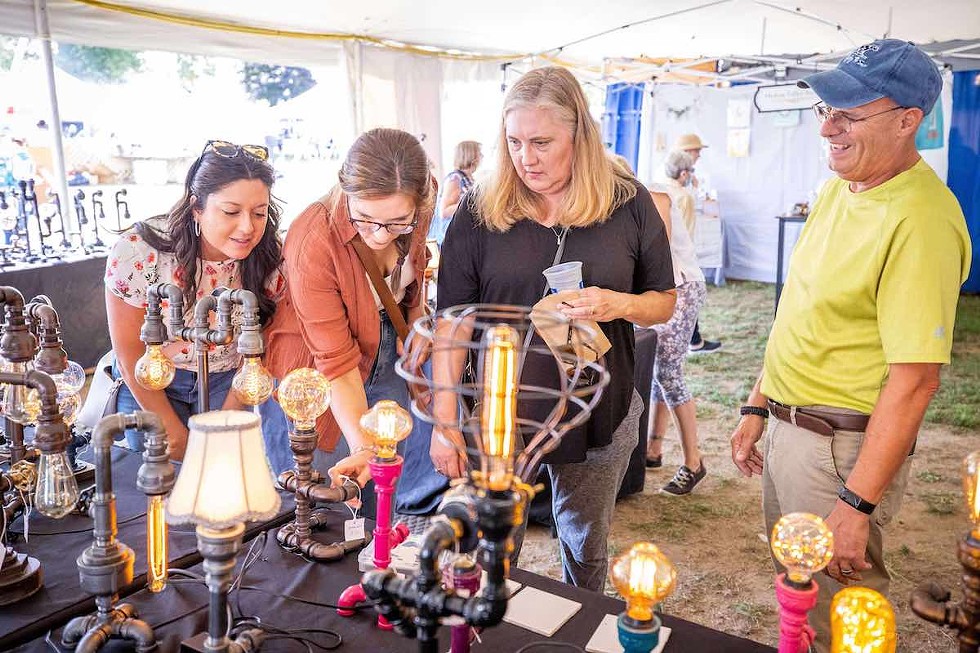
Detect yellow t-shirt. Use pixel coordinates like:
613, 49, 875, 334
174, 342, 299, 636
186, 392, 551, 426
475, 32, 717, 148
762, 159, 972, 413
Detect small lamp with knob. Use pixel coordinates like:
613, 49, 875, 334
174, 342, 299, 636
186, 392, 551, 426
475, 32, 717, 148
608, 542, 677, 653
337, 400, 413, 629
770, 512, 834, 653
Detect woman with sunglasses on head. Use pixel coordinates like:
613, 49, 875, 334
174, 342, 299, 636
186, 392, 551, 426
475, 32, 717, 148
260, 128, 449, 523
105, 140, 285, 459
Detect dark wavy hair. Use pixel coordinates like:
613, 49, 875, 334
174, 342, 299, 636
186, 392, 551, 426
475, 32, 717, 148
130, 149, 283, 325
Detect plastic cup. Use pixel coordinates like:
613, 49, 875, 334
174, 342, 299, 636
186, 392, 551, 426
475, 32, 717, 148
543, 261, 584, 294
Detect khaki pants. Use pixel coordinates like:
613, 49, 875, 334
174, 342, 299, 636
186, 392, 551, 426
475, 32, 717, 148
762, 417, 913, 653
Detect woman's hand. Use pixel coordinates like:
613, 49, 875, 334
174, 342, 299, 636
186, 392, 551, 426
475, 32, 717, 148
558, 287, 628, 323
430, 425, 468, 479
167, 422, 189, 461
328, 449, 374, 487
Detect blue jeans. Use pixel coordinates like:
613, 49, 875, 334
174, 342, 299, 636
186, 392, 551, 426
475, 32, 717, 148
258, 311, 449, 519
112, 361, 236, 451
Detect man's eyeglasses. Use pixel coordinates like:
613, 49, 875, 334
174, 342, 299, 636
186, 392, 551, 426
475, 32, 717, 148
347, 200, 417, 235
204, 140, 269, 162
812, 103, 908, 133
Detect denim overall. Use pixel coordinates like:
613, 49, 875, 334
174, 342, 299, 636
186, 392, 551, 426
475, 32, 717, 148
112, 362, 236, 451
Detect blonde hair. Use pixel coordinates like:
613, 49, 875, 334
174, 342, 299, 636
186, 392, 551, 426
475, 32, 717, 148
329, 128, 436, 257
454, 141, 482, 172
475, 66, 636, 232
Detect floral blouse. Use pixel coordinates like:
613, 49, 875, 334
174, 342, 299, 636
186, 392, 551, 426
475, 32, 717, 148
105, 224, 286, 372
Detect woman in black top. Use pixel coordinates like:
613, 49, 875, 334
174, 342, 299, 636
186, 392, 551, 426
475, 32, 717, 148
432, 66, 675, 591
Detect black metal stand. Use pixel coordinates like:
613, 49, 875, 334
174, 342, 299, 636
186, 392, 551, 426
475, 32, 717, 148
363, 484, 522, 653
61, 412, 163, 652
114, 189, 130, 233
90, 190, 106, 249
0, 466, 42, 606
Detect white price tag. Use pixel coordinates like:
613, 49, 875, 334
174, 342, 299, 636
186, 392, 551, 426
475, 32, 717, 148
345, 517, 366, 542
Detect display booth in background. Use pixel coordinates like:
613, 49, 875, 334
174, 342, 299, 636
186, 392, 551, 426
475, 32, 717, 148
949, 70, 980, 293
632, 73, 956, 284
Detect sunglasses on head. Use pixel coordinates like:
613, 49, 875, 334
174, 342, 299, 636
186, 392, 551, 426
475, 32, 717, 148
203, 140, 269, 162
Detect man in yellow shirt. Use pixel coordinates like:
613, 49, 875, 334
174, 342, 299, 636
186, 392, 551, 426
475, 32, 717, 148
729, 39, 972, 652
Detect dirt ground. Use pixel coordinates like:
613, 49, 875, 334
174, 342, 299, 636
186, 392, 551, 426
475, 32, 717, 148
518, 283, 978, 653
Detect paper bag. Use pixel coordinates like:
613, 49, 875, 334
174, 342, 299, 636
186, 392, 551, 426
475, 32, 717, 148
530, 293, 611, 375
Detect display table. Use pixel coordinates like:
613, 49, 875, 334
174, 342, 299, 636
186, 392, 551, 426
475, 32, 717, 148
0, 446, 296, 650
0, 253, 110, 369
15, 511, 776, 652
773, 215, 807, 312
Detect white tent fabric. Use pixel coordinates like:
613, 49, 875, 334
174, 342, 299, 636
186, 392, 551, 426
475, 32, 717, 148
636, 71, 955, 283
1, 0, 978, 67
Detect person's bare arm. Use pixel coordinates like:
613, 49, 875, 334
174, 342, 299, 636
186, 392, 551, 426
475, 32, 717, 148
824, 362, 940, 584
730, 369, 768, 477
439, 176, 463, 219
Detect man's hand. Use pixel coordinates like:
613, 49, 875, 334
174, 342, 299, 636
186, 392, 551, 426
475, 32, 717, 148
823, 501, 872, 584
430, 425, 468, 479
730, 415, 766, 477
167, 423, 189, 461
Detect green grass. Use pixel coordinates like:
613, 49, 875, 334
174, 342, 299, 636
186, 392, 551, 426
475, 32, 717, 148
920, 491, 959, 515
694, 282, 980, 430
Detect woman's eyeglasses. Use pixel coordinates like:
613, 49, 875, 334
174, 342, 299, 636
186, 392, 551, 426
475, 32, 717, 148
347, 200, 417, 235
204, 140, 269, 162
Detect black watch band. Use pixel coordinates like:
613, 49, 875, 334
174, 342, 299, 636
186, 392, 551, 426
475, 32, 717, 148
838, 485, 876, 515
740, 405, 769, 419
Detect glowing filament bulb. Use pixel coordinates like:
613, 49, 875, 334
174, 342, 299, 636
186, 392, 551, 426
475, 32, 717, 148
135, 344, 176, 391
964, 450, 980, 538
770, 512, 834, 586
57, 391, 81, 426
830, 587, 896, 653
277, 368, 332, 431
361, 400, 411, 460
609, 542, 677, 624
147, 494, 168, 592
480, 325, 519, 492
231, 355, 275, 406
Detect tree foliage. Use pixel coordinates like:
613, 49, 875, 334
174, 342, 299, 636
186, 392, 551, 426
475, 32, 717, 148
240, 63, 316, 106
55, 44, 142, 84
0, 36, 15, 72
176, 53, 215, 91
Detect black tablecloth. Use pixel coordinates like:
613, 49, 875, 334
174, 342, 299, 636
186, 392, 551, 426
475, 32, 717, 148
0, 446, 296, 649
0, 254, 110, 369
16, 510, 775, 653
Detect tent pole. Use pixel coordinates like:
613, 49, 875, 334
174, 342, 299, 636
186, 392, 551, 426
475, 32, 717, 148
32, 0, 75, 241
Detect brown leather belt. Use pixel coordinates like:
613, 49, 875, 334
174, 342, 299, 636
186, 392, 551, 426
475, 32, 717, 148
767, 399, 870, 437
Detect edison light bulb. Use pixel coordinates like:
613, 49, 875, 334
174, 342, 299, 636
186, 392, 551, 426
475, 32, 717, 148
54, 360, 86, 394
135, 344, 176, 390
360, 400, 411, 460
231, 355, 274, 406
147, 494, 168, 592
58, 391, 81, 426
964, 450, 980, 538
2, 360, 41, 425
830, 587, 896, 653
35, 452, 79, 518
480, 325, 519, 491
609, 542, 677, 624
277, 367, 331, 430
771, 512, 834, 586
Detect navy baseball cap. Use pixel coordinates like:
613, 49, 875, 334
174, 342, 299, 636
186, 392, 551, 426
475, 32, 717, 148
798, 39, 942, 113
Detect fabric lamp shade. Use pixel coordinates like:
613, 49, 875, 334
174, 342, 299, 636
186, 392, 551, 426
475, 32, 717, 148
167, 410, 281, 529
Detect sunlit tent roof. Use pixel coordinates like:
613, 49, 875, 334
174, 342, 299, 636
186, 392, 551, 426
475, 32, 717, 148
1, 0, 978, 75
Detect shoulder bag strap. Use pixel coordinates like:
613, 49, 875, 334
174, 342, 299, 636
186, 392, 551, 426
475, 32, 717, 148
351, 234, 412, 342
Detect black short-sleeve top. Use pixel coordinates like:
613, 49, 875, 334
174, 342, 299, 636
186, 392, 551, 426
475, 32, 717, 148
437, 180, 674, 464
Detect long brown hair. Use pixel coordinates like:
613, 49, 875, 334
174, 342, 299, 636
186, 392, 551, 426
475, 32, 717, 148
132, 149, 283, 324
475, 66, 636, 232
329, 128, 435, 273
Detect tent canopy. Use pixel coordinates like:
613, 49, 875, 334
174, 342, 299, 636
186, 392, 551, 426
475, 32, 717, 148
1, 0, 978, 72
